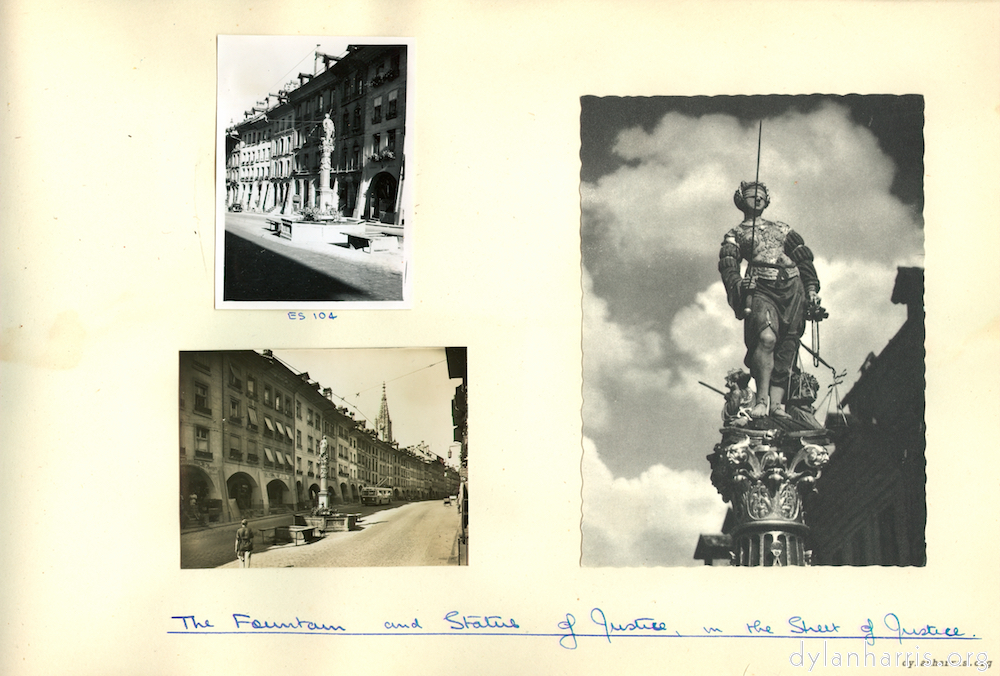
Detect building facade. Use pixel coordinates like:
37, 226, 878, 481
804, 267, 926, 566
180, 349, 458, 527
225, 44, 407, 224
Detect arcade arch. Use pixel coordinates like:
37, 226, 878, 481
226, 471, 260, 516
366, 171, 398, 223
266, 479, 291, 512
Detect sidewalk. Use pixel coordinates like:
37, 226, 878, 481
229, 212, 403, 273
217, 501, 462, 568
181, 503, 396, 569
223, 212, 405, 302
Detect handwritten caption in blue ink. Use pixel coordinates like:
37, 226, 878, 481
556, 610, 970, 651
287, 312, 338, 321
169, 610, 976, 653
170, 611, 519, 636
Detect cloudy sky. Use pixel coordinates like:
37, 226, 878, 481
271, 348, 463, 467
580, 95, 925, 567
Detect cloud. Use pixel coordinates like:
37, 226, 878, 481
669, 282, 744, 391
581, 101, 923, 267
582, 269, 674, 431
582, 437, 727, 567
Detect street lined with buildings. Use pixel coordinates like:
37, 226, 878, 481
226, 44, 407, 223
221, 42, 409, 302
180, 348, 468, 567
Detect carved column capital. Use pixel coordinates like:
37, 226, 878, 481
708, 428, 834, 566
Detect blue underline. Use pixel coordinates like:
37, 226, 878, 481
168, 631, 980, 640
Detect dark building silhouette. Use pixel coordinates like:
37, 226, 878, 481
805, 267, 926, 565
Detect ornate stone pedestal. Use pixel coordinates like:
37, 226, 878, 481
708, 427, 833, 566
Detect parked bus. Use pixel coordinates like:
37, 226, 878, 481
361, 486, 392, 505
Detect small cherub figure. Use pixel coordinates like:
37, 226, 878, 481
723, 368, 755, 427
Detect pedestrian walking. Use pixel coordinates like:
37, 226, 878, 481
235, 519, 254, 568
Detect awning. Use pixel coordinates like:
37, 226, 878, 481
285, 454, 294, 468
264, 416, 274, 432
275, 451, 286, 466
264, 448, 275, 463
247, 408, 258, 426
275, 420, 285, 435
284, 426, 294, 441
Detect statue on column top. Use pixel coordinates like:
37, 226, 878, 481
323, 113, 335, 143
718, 181, 824, 421
319, 436, 329, 478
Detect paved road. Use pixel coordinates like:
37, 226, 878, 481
181, 501, 410, 568
218, 500, 462, 568
223, 213, 403, 302
181, 512, 297, 569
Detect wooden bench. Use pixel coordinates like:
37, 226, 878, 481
275, 525, 317, 546
258, 526, 279, 545
346, 232, 396, 253
346, 232, 374, 251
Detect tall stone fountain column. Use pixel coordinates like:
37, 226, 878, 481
319, 113, 335, 213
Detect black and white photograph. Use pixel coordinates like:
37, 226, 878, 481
179, 348, 467, 568
5, 2, 999, 674
580, 95, 925, 567
217, 36, 412, 307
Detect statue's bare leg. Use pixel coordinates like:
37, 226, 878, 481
769, 385, 790, 417
749, 326, 776, 418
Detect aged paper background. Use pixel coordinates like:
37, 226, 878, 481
1, 1, 998, 674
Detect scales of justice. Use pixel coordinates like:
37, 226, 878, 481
700, 122, 843, 566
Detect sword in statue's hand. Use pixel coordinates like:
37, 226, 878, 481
743, 121, 763, 319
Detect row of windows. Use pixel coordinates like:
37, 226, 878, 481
186, 362, 415, 474
190, 426, 296, 471
371, 90, 399, 124
187, 427, 417, 490
241, 90, 396, 155
239, 80, 400, 152
189, 390, 374, 464
235, 129, 400, 180
191, 427, 337, 478
242, 148, 270, 164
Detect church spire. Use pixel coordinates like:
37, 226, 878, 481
375, 382, 393, 443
